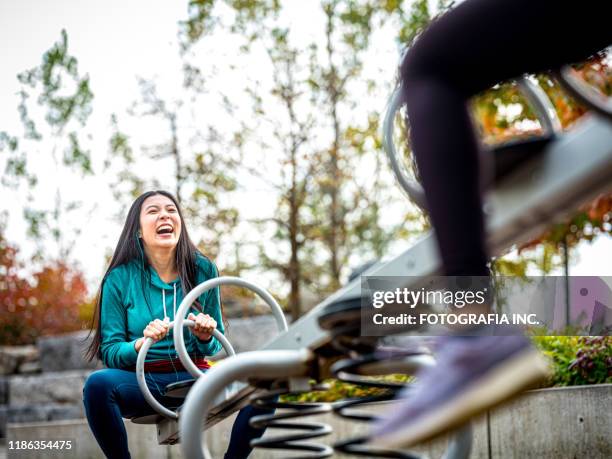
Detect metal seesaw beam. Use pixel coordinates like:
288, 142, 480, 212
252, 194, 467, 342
175, 112, 612, 445
262, 113, 612, 354
175, 83, 611, 456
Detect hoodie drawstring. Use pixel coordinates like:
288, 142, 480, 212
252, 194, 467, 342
161, 284, 178, 320
173, 283, 177, 318
157, 284, 180, 381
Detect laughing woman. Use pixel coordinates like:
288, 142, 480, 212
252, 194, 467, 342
83, 190, 269, 459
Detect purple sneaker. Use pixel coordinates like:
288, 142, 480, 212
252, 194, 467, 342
369, 333, 550, 448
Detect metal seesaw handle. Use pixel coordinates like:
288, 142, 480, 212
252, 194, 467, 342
516, 76, 563, 136
382, 84, 428, 211
555, 65, 612, 121
174, 276, 289, 379
135, 320, 235, 420
180, 349, 313, 459
382, 76, 561, 210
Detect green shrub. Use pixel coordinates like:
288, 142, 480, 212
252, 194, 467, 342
533, 335, 612, 387
281, 374, 411, 404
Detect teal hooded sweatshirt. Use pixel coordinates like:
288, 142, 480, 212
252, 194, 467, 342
99, 253, 224, 369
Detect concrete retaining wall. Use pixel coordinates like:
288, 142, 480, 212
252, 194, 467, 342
488, 384, 612, 459
5, 384, 611, 458
9, 371, 91, 406
5, 419, 169, 459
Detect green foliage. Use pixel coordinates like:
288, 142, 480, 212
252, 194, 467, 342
16, 29, 93, 173
65, 132, 92, 173
107, 113, 144, 213
533, 336, 612, 387
2, 29, 95, 261
281, 374, 412, 403
108, 115, 133, 162
398, 0, 430, 45
180, 0, 281, 48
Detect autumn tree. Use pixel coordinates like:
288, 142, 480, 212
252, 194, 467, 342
306, 0, 434, 292
0, 227, 91, 345
472, 54, 612, 274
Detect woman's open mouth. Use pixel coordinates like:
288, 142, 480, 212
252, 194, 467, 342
156, 224, 174, 237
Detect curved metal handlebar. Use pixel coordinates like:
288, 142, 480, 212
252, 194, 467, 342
516, 76, 562, 135
180, 349, 313, 459
135, 321, 234, 420
556, 65, 612, 121
382, 84, 428, 211
174, 276, 289, 379
382, 76, 562, 210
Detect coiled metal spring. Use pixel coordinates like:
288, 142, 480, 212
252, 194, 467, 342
248, 384, 335, 458
244, 301, 470, 458
324, 316, 471, 459
330, 351, 428, 458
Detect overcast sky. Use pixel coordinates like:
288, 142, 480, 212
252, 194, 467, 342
1, 0, 610, 291
0, 1, 188, 280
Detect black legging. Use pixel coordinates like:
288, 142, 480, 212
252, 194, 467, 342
401, 0, 611, 276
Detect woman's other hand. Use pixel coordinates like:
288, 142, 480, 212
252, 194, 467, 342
188, 312, 217, 342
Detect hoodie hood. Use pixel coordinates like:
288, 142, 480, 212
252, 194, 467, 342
148, 265, 180, 290
132, 238, 180, 290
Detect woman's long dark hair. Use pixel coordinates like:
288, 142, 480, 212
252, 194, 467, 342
85, 190, 210, 362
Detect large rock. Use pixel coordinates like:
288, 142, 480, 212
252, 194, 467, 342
2, 404, 84, 424
17, 361, 41, 375
8, 371, 92, 406
0, 346, 38, 375
37, 332, 100, 372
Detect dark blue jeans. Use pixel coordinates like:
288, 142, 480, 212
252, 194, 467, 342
82, 368, 271, 458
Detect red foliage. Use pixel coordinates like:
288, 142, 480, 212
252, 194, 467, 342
476, 55, 612, 251
0, 231, 91, 345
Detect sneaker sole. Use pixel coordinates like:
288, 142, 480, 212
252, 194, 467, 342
370, 347, 551, 449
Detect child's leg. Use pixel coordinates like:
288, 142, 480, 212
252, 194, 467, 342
372, 0, 610, 448
401, 0, 611, 276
